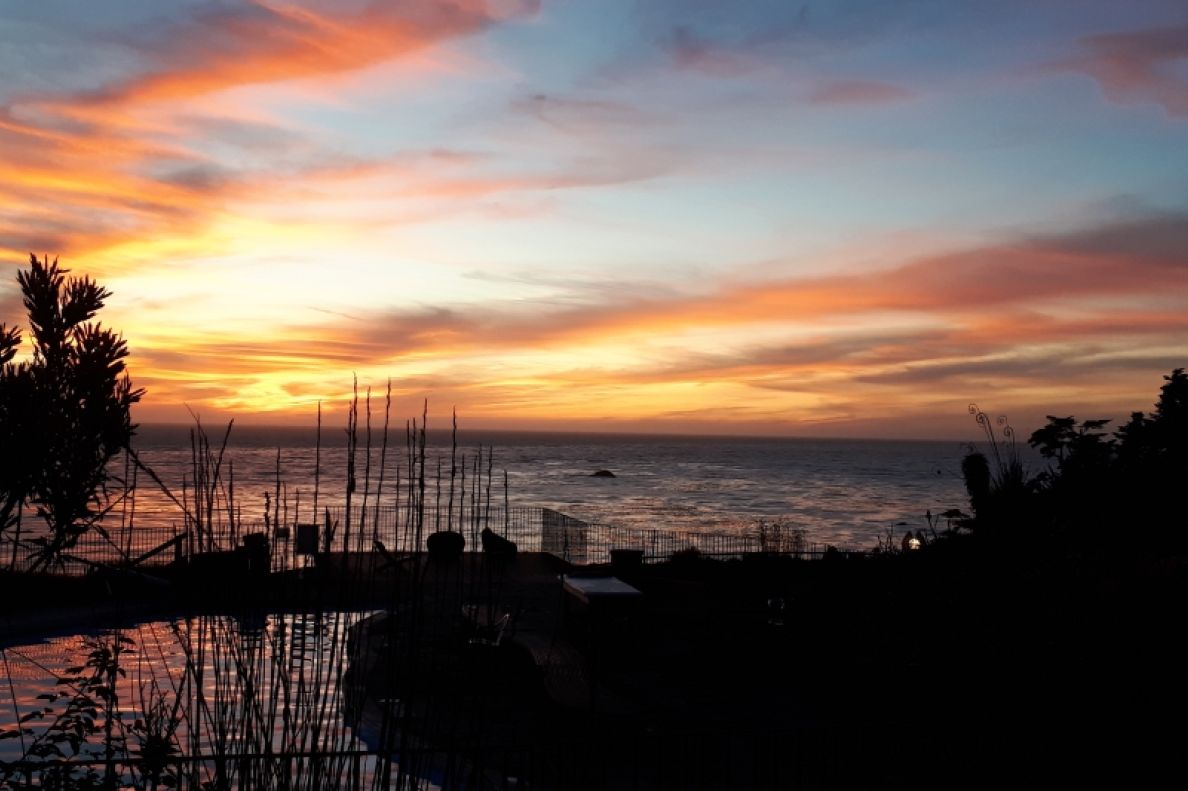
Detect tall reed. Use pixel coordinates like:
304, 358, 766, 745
1, 388, 523, 790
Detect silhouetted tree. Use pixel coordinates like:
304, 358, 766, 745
1111, 368, 1188, 547
1148, 367, 1188, 464
1020, 416, 1116, 540
1030, 416, 1115, 491
1029, 416, 1114, 467
0, 255, 143, 569
961, 369, 1188, 552
1114, 410, 1153, 469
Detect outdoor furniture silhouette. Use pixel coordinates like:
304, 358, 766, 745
426, 530, 464, 561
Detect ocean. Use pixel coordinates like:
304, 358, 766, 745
127, 424, 979, 550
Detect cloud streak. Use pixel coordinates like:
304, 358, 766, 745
0, 1, 544, 268
52, 1, 526, 108
1057, 22, 1188, 117
3, 1, 1186, 436
111, 209, 1188, 431
807, 80, 914, 106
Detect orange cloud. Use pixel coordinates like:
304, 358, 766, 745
108, 211, 1188, 433
543, 214, 1188, 339
4, 4, 1185, 437
49, 1, 532, 109
1, 1, 544, 272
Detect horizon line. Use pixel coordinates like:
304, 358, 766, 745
133, 421, 977, 445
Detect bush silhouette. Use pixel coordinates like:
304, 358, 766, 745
962, 368, 1188, 550
0, 322, 30, 540
0, 254, 143, 569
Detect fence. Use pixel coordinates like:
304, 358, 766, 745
1, 506, 839, 575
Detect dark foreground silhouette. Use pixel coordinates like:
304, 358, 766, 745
5, 534, 1185, 788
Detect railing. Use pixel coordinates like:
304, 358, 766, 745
1, 506, 850, 575
0, 525, 188, 576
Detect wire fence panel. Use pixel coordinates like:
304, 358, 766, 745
1, 505, 855, 575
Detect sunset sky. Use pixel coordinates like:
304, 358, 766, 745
2, 0, 1187, 438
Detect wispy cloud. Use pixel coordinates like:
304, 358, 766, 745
115, 208, 1188, 427
857, 350, 1187, 387
3, 1, 1186, 435
512, 93, 652, 132
54, 1, 528, 108
1055, 22, 1188, 117
0, 1, 542, 268
514, 213, 1188, 342
807, 79, 914, 105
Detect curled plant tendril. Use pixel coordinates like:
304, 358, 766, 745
969, 405, 997, 449
967, 403, 1021, 486
993, 415, 1016, 446
970, 404, 992, 430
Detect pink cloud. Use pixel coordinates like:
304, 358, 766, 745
808, 80, 914, 106
664, 25, 758, 77
1059, 23, 1188, 117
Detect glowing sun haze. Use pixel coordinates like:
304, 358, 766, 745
2, 0, 1187, 438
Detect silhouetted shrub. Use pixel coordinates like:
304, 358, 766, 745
960, 406, 1038, 538
0, 254, 142, 569
0, 323, 32, 538
962, 368, 1188, 551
